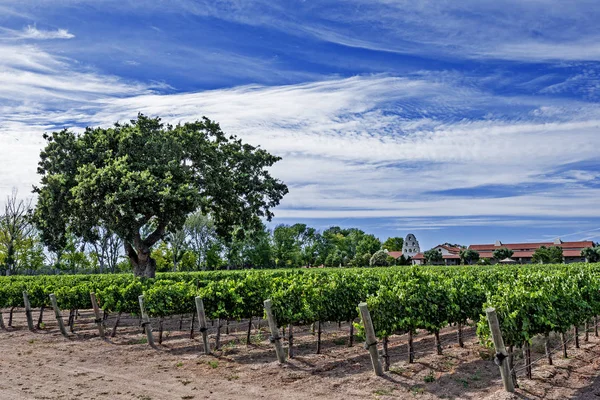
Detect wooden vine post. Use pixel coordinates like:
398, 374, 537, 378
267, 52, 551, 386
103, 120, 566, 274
138, 295, 155, 348
194, 296, 211, 355
264, 299, 286, 364
49, 294, 68, 337
358, 302, 383, 376
485, 308, 514, 393
0, 310, 5, 330
89, 292, 105, 339
23, 291, 34, 331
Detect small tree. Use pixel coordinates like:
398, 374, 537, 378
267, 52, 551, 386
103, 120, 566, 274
423, 249, 443, 265
370, 250, 389, 267
532, 246, 563, 264
459, 249, 480, 265
581, 247, 600, 263
397, 254, 411, 266
477, 258, 491, 265
0, 190, 43, 275
493, 247, 514, 261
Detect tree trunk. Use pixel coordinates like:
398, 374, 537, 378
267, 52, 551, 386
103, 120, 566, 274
288, 324, 294, 359
525, 342, 532, 379
574, 326, 580, 349
246, 317, 252, 346
215, 319, 221, 350
37, 306, 45, 329
127, 241, 158, 278
68, 309, 75, 333
408, 330, 414, 363
189, 313, 196, 339
544, 332, 553, 365
382, 336, 390, 371
457, 322, 464, 348
8, 307, 15, 327
316, 321, 322, 354
348, 321, 354, 347
595, 316, 599, 337
561, 332, 568, 358
585, 321, 589, 342
435, 330, 442, 355
111, 312, 122, 338
158, 319, 164, 345
131, 254, 157, 278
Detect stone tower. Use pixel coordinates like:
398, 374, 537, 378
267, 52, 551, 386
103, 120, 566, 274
402, 233, 421, 257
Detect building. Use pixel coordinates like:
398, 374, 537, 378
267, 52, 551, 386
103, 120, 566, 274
402, 234, 421, 258
412, 244, 462, 265
468, 238, 593, 264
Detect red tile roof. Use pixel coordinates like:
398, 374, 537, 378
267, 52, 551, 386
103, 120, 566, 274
438, 245, 461, 254
469, 241, 593, 252
387, 251, 403, 259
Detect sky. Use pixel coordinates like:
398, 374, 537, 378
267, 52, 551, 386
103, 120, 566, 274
1, 0, 600, 249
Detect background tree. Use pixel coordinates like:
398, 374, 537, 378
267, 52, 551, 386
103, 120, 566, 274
86, 227, 123, 273
34, 115, 287, 277
382, 236, 404, 251
423, 249, 443, 265
459, 249, 480, 265
370, 250, 389, 267
356, 234, 382, 258
397, 254, 411, 266
581, 246, 600, 263
0, 190, 43, 275
532, 246, 564, 264
492, 247, 514, 261
185, 212, 223, 270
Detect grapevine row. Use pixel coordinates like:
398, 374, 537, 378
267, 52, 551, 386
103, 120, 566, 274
1, 264, 600, 366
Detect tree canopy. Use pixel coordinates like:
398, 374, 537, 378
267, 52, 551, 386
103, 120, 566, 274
459, 249, 480, 265
382, 236, 403, 251
532, 246, 564, 264
33, 115, 288, 277
582, 246, 600, 263
492, 247, 514, 261
423, 249, 443, 265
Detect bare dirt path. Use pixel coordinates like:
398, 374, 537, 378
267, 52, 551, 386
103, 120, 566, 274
1, 310, 600, 399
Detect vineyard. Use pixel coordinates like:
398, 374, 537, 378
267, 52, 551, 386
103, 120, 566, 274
2, 263, 600, 398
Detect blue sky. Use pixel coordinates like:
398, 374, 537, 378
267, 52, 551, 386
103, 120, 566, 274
1, 0, 600, 249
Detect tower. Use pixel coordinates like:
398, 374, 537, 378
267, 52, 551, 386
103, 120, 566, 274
402, 233, 420, 257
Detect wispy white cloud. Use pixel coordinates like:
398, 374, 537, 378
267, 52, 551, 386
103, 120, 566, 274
1, 25, 75, 40
2, 53, 600, 221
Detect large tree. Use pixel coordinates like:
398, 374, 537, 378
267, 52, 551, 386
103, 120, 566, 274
382, 236, 403, 251
34, 115, 288, 277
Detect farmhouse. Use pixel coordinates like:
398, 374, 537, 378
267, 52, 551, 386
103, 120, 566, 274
411, 244, 462, 266
468, 238, 593, 264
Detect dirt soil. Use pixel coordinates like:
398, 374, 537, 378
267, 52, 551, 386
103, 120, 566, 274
1, 309, 600, 400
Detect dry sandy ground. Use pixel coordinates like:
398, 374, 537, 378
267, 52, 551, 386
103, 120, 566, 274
1, 309, 600, 400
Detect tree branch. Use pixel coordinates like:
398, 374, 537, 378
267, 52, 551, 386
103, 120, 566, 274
143, 222, 166, 248
124, 241, 138, 264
